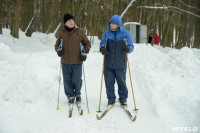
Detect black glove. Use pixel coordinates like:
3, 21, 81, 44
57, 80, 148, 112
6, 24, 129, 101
80, 49, 87, 61
123, 45, 130, 53
100, 47, 107, 55
57, 47, 64, 57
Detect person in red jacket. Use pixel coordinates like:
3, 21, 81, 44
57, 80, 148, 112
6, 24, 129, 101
154, 34, 159, 45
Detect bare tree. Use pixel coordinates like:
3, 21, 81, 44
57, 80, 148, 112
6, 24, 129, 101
10, 0, 22, 38
0, 2, 4, 34
1, 0, 199, 48
25, 0, 39, 37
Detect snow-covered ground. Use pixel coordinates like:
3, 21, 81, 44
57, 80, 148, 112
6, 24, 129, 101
0, 28, 200, 133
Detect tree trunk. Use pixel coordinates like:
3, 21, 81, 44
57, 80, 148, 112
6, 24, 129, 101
10, 0, 22, 38
193, 20, 200, 48
0, 2, 3, 34
21, 0, 33, 32
175, 15, 183, 49
0, 23, 2, 34
25, 0, 39, 37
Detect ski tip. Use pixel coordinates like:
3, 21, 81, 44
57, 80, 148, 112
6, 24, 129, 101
132, 115, 137, 121
80, 110, 83, 115
57, 107, 60, 110
88, 111, 91, 114
69, 111, 72, 118
96, 114, 101, 120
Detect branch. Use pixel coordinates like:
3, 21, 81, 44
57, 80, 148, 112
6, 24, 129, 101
138, 6, 200, 18
121, 0, 137, 19
25, 16, 34, 33
53, 22, 61, 35
178, 0, 200, 12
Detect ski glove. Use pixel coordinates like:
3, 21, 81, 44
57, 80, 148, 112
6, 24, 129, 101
100, 47, 107, 55
123, 45, 130, 53
57, 47, 64, 57
80, 49, 87, 61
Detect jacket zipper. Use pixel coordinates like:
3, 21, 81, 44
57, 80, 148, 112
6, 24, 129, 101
113, 32, 116, 68
67, 32, 70, 63
63, 28, 77, 64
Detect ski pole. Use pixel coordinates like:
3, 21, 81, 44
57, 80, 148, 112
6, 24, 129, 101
97, 56, 105, 112
97, 39, 107, 112
56, 39, 63, 110
126, 54, 138, 111
57, 63, 62, 110
83, 63, 90, 114
124, 39, 138, 120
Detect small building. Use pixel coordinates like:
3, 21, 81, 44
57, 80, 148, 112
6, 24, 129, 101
123, 22, 147, 43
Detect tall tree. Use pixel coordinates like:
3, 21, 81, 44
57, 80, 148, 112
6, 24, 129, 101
25, 0, 39, 37
10, 0, 22, 38
1, 0, 199, 48
0, 2, 3, 34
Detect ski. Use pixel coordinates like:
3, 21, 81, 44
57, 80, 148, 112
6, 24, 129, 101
96, 100, 118, 120
121, 105, 137, 121
77, 102, 83, 115
69, 102, 83, 117
69, 103, 73, 118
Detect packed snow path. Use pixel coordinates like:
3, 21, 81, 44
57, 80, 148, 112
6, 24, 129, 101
0, 29, 200, 133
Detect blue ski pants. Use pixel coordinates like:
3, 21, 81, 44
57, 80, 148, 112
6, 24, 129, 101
104, 68, 128, 103
62, 64, 82, 98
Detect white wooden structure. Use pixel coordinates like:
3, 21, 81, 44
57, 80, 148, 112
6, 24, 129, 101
123, 22, 147, 43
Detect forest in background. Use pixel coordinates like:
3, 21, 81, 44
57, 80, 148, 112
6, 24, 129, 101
0, 0, 199, 49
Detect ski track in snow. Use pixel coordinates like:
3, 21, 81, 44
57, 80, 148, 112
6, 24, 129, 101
0, 29, 200, 133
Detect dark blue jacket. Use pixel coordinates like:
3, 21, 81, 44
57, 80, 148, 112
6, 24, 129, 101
100, 15, 134, 69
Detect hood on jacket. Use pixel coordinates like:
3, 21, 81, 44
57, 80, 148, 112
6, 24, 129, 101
109, 15, 123, 30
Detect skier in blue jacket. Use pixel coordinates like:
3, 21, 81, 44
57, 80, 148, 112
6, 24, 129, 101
100, 15, 134, 106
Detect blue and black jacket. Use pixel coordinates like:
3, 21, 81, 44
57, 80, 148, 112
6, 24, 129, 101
100, 15, 134, 69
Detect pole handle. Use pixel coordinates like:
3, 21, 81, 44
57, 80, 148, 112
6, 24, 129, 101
61, 39, 63, 48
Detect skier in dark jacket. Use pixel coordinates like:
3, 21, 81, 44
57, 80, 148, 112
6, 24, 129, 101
148, 34, 152, 44
99, 15, 134, 106
55, 13, 91, 104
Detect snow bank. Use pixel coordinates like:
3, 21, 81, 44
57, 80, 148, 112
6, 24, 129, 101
131, 44, 200, 129
0, 42, 14, 63
0, 29, 59, 106
166, 47, 200, 77
0, 29, 200, 133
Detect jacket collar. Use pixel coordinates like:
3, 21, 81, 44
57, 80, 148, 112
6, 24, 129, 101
62, 24, 79, 33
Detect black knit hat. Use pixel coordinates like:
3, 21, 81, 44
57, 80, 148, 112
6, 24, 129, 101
63, 13, 75, 24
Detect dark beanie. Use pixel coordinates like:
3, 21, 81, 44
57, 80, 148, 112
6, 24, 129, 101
63, 13, 75, 24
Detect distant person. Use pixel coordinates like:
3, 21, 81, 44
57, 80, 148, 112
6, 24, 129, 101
154, 34, 159, 45
148, 34, 152, 44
